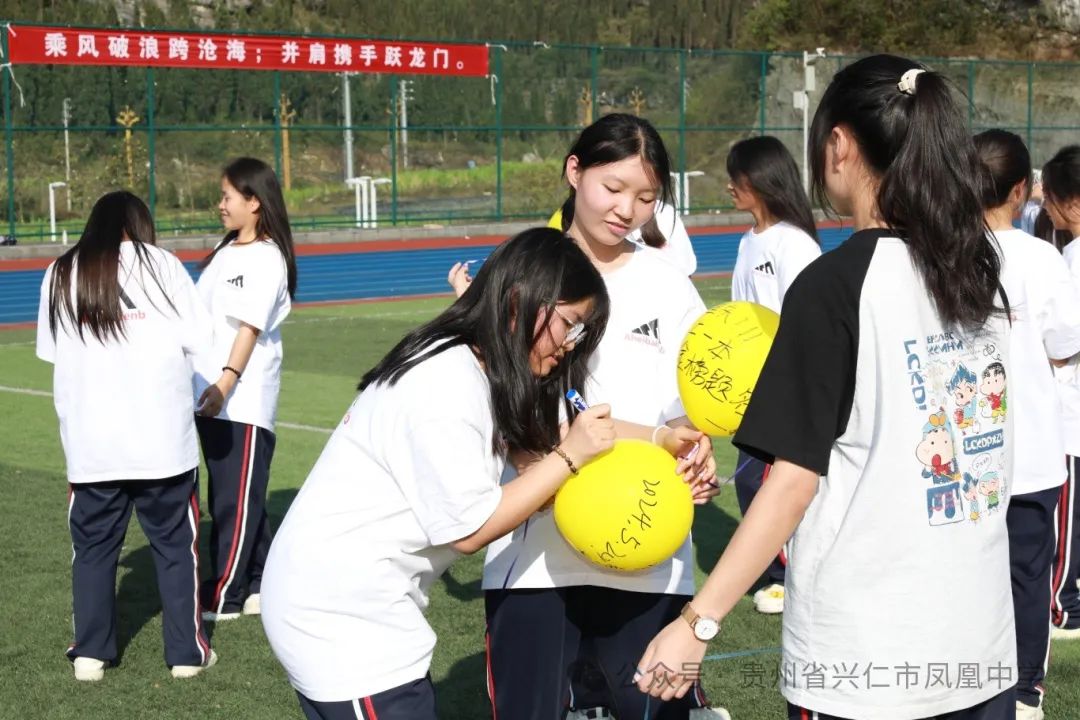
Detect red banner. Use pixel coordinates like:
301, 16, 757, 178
6, 24, 490, 77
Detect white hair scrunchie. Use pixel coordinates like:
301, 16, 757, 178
898, 68, 926, 96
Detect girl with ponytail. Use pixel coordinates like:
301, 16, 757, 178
637, 56, 1019, 720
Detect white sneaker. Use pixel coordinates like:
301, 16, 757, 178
201, 609, 241, 622
753, 584, 785, 614
171, 649, 218, 679
72, 657, 106, 682
241, 593, 261, 616
1015, 701, 1044, 720
1051, 625, 1080, 640
566, 710, 611, 720
691, 708, 732, 720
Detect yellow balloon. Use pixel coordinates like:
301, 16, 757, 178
554, 440, 693, 572
677, 301, 780, 437
547, 208, 563, 230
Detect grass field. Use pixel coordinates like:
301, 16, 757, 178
1, 275, 1078, 720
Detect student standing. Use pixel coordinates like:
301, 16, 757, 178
637, 55, 1020, 720
37, 191, 215, 680
260, 228, 614, 720
727, 135, 821, 614
1042, 145, 1080, 643
975, 129, 1080, 720
192, 157, 297, 621
475, 115, 723, 720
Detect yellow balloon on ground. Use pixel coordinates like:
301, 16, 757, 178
677, 301, 780, 437
554, 439, 693, 572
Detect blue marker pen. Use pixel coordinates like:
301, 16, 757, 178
566, 389, 589, 413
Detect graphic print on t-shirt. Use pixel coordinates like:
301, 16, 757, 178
627, 317, 661, 347
906, 331, 1008, 527
754, 261, 775, 275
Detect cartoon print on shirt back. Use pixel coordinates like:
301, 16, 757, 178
978, 362, 1007, 424
946, 363, 980, 435
904, 331, 1008, 527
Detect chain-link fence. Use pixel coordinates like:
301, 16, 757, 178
4, 24, 1080, 242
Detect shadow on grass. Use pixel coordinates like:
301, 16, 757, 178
693, 492, 772, 597
435, 651, 488, 720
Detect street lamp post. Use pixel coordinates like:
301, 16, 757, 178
794, 48, 827, 194
341, 73, 355, 182
62, 98, 72, 211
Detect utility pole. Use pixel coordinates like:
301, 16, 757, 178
341, 73, 354, 181
399, 79, 414, 170
62, 97, 72, 210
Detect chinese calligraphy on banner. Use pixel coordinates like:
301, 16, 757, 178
7, 25, 490, 77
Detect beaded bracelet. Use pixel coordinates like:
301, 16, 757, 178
551, 446, 579, 475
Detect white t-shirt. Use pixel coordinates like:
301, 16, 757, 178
628, 201, 697, 276
36, 243, 210, 484
192, 239, 290, 431
993, 229, 1080, 493
483, 246, 706, 595
731, 221, 821, 313
735, 230, 1015, 719
1054, 236, 1080, 455
260, 344, 504, 701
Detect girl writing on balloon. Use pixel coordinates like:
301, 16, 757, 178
260, 228, 613, 719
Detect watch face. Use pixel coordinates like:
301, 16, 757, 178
694, 618, 720, 641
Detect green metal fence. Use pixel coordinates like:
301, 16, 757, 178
3, 23, 1080, 242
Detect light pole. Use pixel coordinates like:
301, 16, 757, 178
62, 98, 72, 211
48, 181, 67, 243
794, 48, 827, 194
341, 73, 355, 182
399, 80, 414, 170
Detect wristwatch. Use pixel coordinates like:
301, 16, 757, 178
680, 602, 720, 642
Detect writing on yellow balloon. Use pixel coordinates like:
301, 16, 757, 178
554, 440, 693, 572
677, 301, 779, 437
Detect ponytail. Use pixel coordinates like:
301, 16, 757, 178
810, 55, 1001, 329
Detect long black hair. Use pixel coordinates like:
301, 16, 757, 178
559, 113, 674, 249
726, 136, 819, 243
360, 228, 610, 455
809, 54, 1001, 329
200, 157, 297, 298
973, 129, 1032, 209
48, 190, 176, 342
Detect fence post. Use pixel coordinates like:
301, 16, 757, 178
1027, 62, 1034, 151
2, 28, 15, 239
390, 77, 398, 225
966, 61, 974, 129
147, 67, 156, 219
273, 71, 283, 179
759, 52, 767, 135
495, 46, 504, 220
590, 45, 599, 120
678, 49, 688, 213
